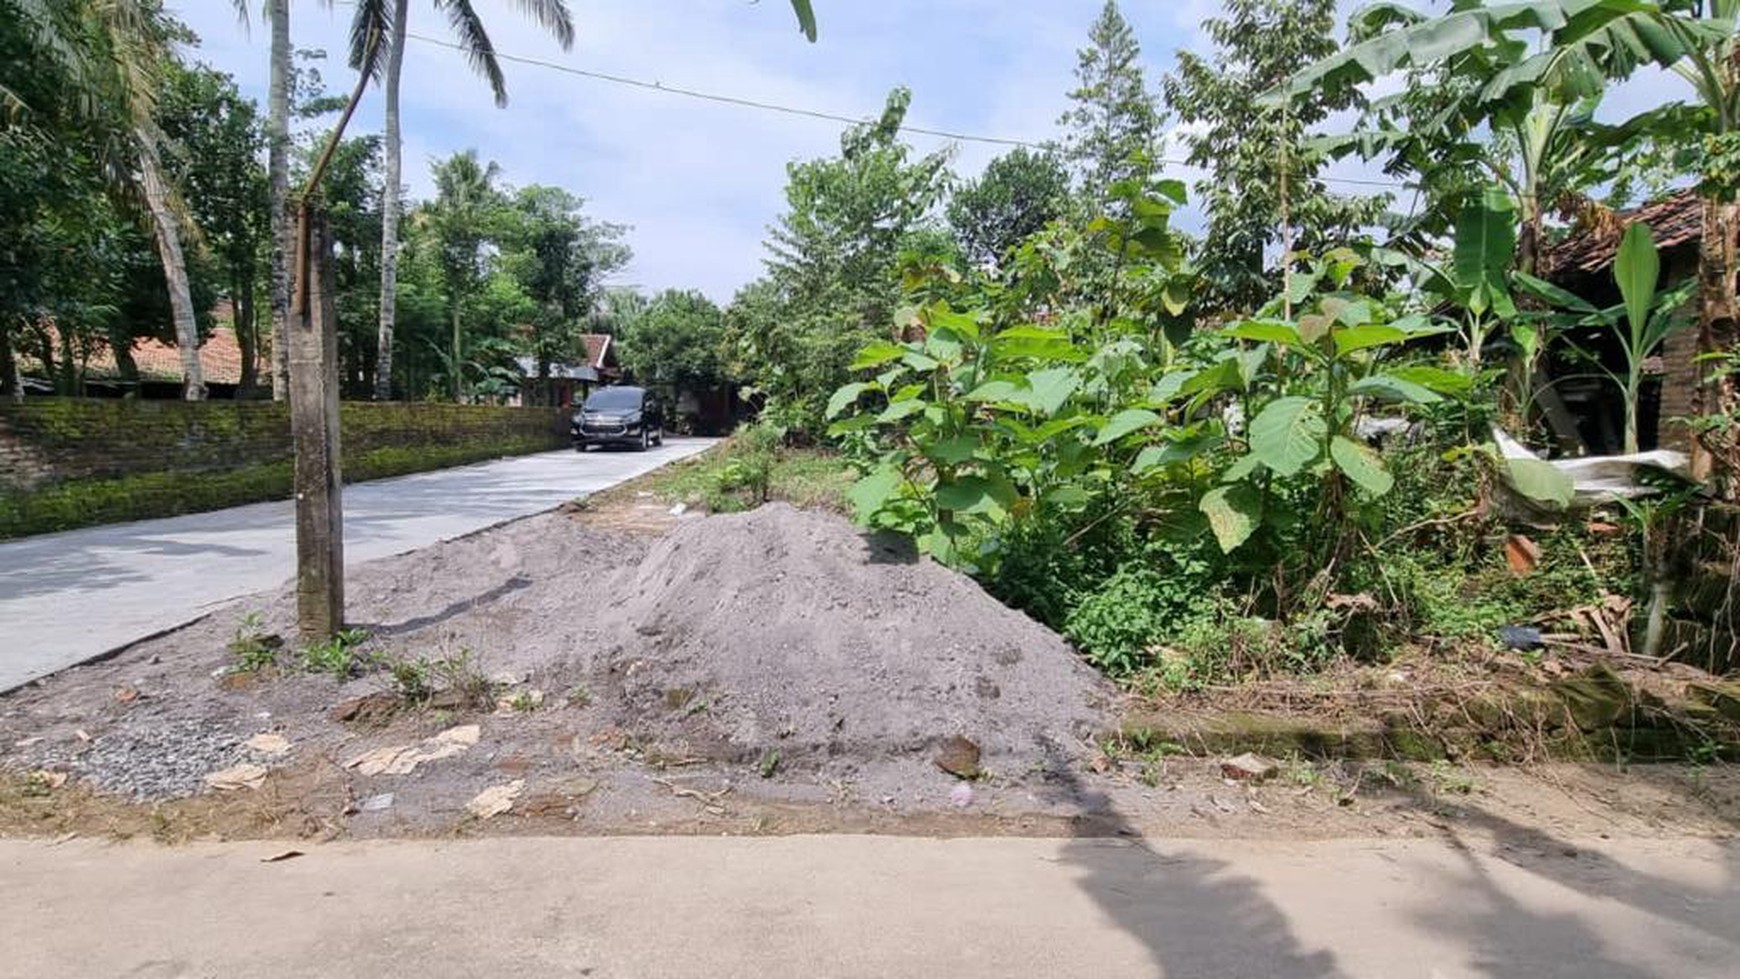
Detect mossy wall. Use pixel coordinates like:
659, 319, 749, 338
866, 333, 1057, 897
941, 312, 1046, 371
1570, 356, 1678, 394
0, 399, 568, 539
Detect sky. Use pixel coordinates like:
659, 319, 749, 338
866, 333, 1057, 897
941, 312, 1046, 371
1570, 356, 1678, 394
173, 1, 1686, 303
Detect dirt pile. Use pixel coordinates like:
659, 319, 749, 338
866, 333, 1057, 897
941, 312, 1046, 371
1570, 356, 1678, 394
3, 503, 1114, 813
569, 504, 1113, 779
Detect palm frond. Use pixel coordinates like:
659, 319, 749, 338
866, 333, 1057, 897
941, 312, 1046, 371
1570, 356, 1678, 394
348, 0, 393, 82
508, 0, 575, 50
435, 0, 507, 107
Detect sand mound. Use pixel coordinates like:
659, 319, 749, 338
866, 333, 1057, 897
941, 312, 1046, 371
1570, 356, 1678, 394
573, 504, 1112, 778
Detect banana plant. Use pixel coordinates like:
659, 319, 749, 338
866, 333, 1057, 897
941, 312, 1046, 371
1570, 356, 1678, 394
1515, 221, 1694, 453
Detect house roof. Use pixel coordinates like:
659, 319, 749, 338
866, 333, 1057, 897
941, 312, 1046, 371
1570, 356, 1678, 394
512, 355, 599, 383
1544, 189, 1702, 277
580, 333, 614, 369
21, 324, 249, 386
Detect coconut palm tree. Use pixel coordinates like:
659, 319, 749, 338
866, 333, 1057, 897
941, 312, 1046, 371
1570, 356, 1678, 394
365, 0, 577, 403
8, 0, 217, 399
364, 0, 819, 401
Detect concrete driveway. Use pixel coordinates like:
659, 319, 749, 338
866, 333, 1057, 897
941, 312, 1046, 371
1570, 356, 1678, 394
2, 833, 1734, 978
0, 438, 714, 691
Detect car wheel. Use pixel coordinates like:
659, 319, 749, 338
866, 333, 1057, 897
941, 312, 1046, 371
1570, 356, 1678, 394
638, 428, 650, 451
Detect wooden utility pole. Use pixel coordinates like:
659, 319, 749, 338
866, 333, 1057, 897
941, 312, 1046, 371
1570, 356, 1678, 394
288, 40, 375, 642
289, 206, 344, 640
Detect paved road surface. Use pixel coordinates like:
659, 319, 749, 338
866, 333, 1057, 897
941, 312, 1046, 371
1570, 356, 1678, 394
0, 439, 714, 691
2, 833, 1733, 978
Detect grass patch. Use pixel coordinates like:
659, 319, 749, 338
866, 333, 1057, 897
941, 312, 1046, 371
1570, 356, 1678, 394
601, 432, 854, 514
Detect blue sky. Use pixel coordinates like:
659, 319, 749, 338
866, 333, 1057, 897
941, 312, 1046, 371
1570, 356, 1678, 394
174, 1, 1682, 302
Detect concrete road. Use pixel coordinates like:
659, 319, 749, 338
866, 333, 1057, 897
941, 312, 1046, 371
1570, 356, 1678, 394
1, 833, 1733, 978
0, 438, 714, 691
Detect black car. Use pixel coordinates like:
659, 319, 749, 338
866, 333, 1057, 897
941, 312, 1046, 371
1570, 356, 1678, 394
572, 385, 665, 451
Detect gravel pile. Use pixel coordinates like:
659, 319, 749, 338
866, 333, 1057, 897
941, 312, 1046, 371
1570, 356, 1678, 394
71, 720, 243, 801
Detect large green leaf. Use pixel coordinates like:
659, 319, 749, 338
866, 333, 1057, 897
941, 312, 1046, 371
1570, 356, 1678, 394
1022, 367, 1079, 416
1330, 435, 1394, 496
1513, 270, 1598, 313
877, 399, 926, 423
1199, 483, 1263, 553
1093, 408, 1162, 445
1333, 323, 1409, 356
935, 476, 1001, 515
1349, 374, 1443, 404
849, 341, 905, 370
1248, 397, 1326, 476
926, 435, 979, 465
963, 379, 1021, 403
847, 465, 902, 521
787, 0, 817, 41
1614, 221, 1660, 342
1453, 186, 1516, 314
1504, 456, 1575, 509
826, 382, 872, 419
1224, 320, 1301, 347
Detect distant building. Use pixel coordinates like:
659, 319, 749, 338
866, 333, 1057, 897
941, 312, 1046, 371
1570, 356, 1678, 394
510, 333, 620, 407
1540, 189, 1703, 454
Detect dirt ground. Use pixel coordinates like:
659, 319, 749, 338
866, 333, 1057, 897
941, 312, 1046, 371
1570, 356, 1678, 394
2, 492, 1736, 846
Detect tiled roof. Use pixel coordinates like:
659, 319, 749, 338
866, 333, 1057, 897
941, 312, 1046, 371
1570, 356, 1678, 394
580, 333, 613, 369
1544, 189, 1702, 277
20, 324, 250, 386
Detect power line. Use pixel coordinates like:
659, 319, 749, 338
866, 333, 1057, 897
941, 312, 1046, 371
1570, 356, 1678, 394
398, 29, 1413, 192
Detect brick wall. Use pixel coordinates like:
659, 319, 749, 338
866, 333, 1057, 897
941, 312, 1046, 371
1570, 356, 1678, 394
0, 399, 569, 539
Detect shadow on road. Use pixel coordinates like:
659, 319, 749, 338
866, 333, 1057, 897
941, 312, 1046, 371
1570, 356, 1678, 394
1049, 748, 1737, 977
1045, 746, 1343, 978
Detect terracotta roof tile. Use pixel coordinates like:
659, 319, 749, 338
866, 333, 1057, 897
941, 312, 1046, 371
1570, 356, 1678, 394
22, 324, 250, 386
1544, 189, 1702, 278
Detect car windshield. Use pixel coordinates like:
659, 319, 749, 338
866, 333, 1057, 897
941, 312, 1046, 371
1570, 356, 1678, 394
584, 387, 642, 411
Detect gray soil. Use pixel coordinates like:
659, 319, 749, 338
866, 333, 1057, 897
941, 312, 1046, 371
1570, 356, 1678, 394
1, 504, 1121, 832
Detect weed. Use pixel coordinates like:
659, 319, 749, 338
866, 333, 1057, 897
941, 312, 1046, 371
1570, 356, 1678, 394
1428, 760, 1478, 795
565, 685, 593, 708
299, 628, 370, 678
430, 648, 495, 710
759, 749, 781, 778
227, 612, 283, 673
504, 689, 543, 713
376, 654, 434, 704
1283, 757, 1326, 788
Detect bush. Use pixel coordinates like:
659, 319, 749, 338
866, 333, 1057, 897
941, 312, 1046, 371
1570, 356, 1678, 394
1063, 543, 1227, 677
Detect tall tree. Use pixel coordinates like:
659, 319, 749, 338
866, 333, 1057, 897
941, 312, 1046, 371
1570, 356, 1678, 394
267, 0, 292, 399
423, 149, 504, 401
947, 147, 1070, 268
161, 62, 268, 393
1058, 1, 1163, 207
757, 86, 952, 427
617, 288, 730, 402
499, 185, 629, 403
1163, 0, 1382, 312
365, 0, 576, 403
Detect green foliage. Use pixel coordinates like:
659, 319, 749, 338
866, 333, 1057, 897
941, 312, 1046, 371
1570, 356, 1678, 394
734, 86, 954, 434
228, 612, 282, 673
946, 148, 1070, 268
1062, 547, 1227, 676
300, 628, 371, 678
617, 289, 732, 405
1059, 1, 1165, 206
1163, 0, 1384, 312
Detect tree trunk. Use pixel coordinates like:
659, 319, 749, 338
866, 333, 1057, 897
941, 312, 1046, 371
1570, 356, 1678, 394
267, 0, 293, 401
237, 271, 259, 394
451, 307, 465, 402
137, 144, 205, 401
0, 321, 17, 403
374, 0, 409, 402
1695, 196, 1740, 491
